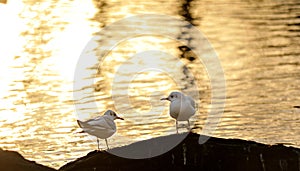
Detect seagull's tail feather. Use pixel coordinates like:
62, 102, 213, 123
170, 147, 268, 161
77, 120, 91, 128
75, 120, 85, 133
77, 120, 83, 128
75, 130, 85, 134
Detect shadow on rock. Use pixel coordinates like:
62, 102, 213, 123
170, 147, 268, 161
59, 132, 300, 171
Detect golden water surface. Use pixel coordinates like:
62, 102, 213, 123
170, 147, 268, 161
0, 0, 299, 169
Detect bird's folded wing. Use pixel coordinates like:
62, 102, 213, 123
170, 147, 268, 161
187, 96, 196, 109
86, 117, 113, 129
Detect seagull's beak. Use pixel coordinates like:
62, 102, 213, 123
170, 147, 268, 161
116, 116, 124, 120
160, 97, 169, 101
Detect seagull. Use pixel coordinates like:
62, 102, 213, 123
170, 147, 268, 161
77, 110, 124, 150
161, 91, 196, 133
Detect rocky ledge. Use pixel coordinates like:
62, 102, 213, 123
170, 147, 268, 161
0, 148, 55, 171
59, 132, 300, 171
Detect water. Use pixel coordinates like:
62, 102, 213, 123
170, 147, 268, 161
0, 0, 299, 169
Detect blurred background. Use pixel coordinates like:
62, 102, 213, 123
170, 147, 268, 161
0, 0, 299, 169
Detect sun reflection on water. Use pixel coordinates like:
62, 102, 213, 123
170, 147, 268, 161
0, 0, 299, 169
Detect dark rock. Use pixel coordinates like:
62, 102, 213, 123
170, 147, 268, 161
59, 132, 300, 171
0, 148, 56, 171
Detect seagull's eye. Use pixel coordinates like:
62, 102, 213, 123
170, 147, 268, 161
170, 95, 173, 98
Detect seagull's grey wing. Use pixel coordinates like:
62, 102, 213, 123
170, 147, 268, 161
186, 96, 196, 109
77, 120, 103, 129
78, 116, 113, 130
87, 117, 113, 130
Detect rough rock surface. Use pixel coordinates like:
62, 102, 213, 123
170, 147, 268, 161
0, 148, 56, 171
59, 132, 300, 171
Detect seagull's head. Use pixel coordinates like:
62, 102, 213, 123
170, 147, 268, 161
160, 91, 183, 102
104, 110, 124, 120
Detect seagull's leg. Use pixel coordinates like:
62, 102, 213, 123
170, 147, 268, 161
176, 120, 178, 134
97, 138, 100, 150
187, 120, 191, 131
105, 138, 109, 150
